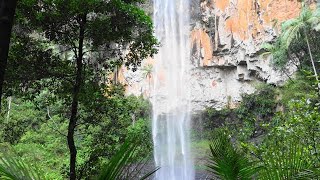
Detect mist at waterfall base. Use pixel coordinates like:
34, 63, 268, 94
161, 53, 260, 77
151, 0, 195, 179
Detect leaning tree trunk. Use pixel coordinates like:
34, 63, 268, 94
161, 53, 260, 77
67, 14, 86, 180
0, 0, 17, 112
305, 32, 320, 93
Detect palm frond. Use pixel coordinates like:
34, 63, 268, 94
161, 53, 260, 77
98, 138, 159, 180
206, 132, 260, 180
280, 4, 320, 49
142, 64, 153, 78
281, 21, 304, 49
259, 143, 312, 180
0, 150, 45, 180
281, 18, 300, 31
311, 8, 320, 31
294, 168, 320, 179
307, 16, 320, 25
308, 15, 320, 32
260, 43, 277, 58
300, 5, 313, 22
260, 51, 272, 58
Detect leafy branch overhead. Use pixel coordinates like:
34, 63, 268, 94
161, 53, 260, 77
17, 0, 158, 70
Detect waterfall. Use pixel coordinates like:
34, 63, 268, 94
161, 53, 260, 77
151, 0, 194, 179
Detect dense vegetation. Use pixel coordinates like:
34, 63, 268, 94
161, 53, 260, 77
192, 4, 320, 179
0, 0, 157, 179
1, 0, 320, 180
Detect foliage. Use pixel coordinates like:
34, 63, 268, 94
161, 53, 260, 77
278, 71, 317, 105
208, 132, 320, 180
206, 95, 320, 179
98, 138, 158, 180
236, 84, 277, 121
17, 0, 158, 71
193, 84, 277, 142
202, 74, 320, 179
265, 99, 320, 166
13, 120, 69, 179
280, 5, 317, 48
4, 0, 156, 178
76, 90, 153, 179
0, 0, 18, 110
261, 40, 288, 69
262, 5, 320, 77
206, 130, 260, 180
9, 0, 159, 178
0, 139, 158, 180
4, 35, 72, 97
142, 64, 153, 79
0, 146, 45, 180
259, 142, 314, 180
0, 87, 153, 179
236, 85, 276, 138
0, 98, 46, 144
196, 108, 233, 139
242, 86, 320, 178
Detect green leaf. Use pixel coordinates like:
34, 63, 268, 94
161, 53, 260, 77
0, 147, 46, 180
206, 131, 261, 180
98, 138, 159, 180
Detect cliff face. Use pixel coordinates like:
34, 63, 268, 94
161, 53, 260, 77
121, 0, 308, 111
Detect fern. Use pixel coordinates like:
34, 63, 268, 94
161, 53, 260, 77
259, 143, 313, 180
206, 132, 261, 180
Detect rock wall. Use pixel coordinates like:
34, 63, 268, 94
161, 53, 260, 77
120, 0, 311, 111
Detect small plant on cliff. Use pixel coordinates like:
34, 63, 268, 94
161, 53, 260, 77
142, 64, 153, 96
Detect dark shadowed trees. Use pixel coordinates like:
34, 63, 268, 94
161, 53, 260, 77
17, 0, 157, 179
0, 0, 17, 112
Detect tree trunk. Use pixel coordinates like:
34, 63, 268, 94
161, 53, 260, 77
68, 14, 86, 180
0, 0, 17, 112
6, 96, 11, 123
305, 33, 320, 93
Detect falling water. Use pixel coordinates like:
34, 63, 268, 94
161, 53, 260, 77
151, 0, 194, 179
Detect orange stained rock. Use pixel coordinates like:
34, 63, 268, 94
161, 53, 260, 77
223, 0, 302, 40
215, 0, 230, 11
262, 0, 301, 25
225, 0, 252, 40
191, 29, 213, 66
